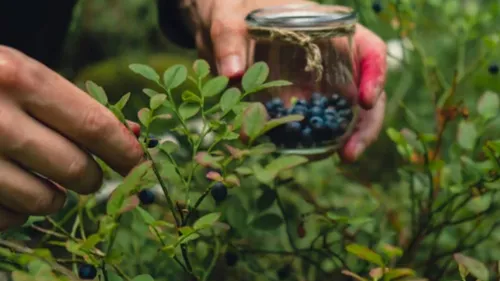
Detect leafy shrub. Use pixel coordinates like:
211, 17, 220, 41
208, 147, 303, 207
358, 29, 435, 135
1, 1, 500, 281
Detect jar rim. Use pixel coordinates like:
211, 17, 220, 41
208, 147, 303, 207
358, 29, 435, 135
245, 3, 357, 30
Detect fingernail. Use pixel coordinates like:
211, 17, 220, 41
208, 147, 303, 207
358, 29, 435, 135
217, 55, 244, 77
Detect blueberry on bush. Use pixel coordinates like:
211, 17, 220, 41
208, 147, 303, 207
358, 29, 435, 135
138, 189, 155, 205
211, 182, 227, 202
78, 264, 97, 280
224, 251, 238, 266
372, 1, 382, 13
277, 264, 291, 280
488, 63, 499, 75
146, 137, 159, 148
264, 92, 353, 149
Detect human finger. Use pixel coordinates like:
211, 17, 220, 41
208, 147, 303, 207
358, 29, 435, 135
0, 99, 102, 194
0, 157, 67, 215
340, 90, 386, 162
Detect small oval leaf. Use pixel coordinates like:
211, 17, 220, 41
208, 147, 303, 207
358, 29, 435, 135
179, 103, 200, 120
242, 62, 269, 92
202, 76, 229, 97
250, 213, 283, 231
129, 64, 160, 83
163, 65, 188, 90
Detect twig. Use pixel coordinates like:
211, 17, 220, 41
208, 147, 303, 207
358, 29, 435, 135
0, 240, 80, 281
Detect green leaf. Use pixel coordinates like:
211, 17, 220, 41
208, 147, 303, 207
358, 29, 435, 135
250, 213, 283, 231
202, 76, 229, 97
179, 103, 200, 120
193, 212, 221, 230
266, 155, 308, 175
457, 120, 478, 150
143, 88, 161, 97
242, 62, 269, 92
106, 271, 124, 281
193, 59, 210, 79
136, 206, 155, 225
159, 140, 179, 154
106, 161, 152, 216
384, 268, 415, 280
346, 243, 384, 266
250, 143, 276, 155
261, 114, 304, 135
477, 91, 499, 120
129, 64, 160, 83
242, 102, 267, 141
220, 87, 242, 113
114, 92, 131, 110
150, 94, 167, 110
138, 108, 151, 127
341, 270, 369, 281
85, 81, 108, 105
454, 253, 489, 281
256, 187, 277, 212
182, 90, 201, 103
245, 80, 293, 95
195, 152, 222, 169
131, 274, 155, 281
381, 244, 403, 259
163, 64, 188, 90
161, 245, 176, 258
21, 216, 45, 227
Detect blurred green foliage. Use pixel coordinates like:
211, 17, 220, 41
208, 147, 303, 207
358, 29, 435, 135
1, 0, 499, 281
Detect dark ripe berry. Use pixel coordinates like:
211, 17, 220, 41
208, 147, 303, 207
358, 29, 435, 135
78, 264, 97, 280
337, 108, 353, 119
324, 108, 338, 117
335, 98, 349, 109
277, 265, 292, 280
309, 106, 323, 117
211, 182, 228, 202
147, 137, 159, 148
311, 92, 322, 101
295, 99, 308, 107
301, 126, 314, 147
285, 121, 302, 134
225, 251, 239, 267
309, 116, 324, 130
311, 96, 328, 108
290, 106, 308, 118
271, 97, 284, 107
372, 2, 382, 13
488, 63, 499, 75
138, 189, 155, 205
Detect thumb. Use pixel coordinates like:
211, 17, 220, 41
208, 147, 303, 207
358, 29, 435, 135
210, 3, 248, 78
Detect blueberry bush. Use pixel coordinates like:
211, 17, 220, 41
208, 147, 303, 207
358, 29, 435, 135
1, 1, 500, 281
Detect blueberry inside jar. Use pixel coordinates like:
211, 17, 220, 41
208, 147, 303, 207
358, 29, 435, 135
245, 4, 359, 158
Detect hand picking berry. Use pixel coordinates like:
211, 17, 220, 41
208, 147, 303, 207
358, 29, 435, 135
264, 92, 354, 149
78, 264, 97, 280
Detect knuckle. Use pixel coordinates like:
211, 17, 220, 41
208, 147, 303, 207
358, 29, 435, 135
80, 104, 116, 139
210, 17, 246, 40
0, 46, 23, 88
66, 157, 89, 183
29, 189, 63, 215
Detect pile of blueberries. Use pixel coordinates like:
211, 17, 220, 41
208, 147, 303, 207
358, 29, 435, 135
264, 92, 354, 149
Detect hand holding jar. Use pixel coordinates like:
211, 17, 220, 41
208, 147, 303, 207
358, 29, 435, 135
186, 0, 387, 161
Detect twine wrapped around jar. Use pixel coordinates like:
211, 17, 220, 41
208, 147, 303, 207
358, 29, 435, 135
247, 24, 356, 82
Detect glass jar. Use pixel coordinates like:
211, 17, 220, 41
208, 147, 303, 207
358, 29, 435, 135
245, 4, 359, 159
